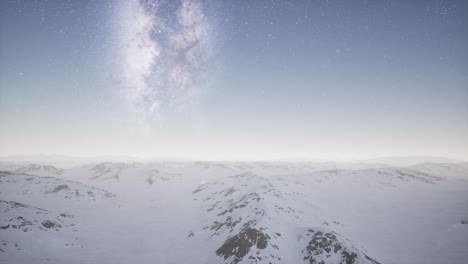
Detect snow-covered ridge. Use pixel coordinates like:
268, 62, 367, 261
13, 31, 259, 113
191, 172, 382, 263
0, 199, 79, 255
0, 171, 115, 203
0, 200, 75, 233
0, 163, 64, 177
14, 164, 64, 176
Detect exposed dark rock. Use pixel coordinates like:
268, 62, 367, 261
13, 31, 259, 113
41, 220, 61, 229
51, 184, 70, 193
302, 229, 380, 264
216, 228, 270, 264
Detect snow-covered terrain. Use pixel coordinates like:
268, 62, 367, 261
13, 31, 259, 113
0, 160, 467, 264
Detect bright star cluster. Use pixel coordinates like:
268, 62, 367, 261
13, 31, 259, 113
110, 0, 219, 129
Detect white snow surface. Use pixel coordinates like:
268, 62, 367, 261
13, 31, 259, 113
0, 160, 467, 264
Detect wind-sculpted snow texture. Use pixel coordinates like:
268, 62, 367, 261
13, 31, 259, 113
0, 160, 467, 263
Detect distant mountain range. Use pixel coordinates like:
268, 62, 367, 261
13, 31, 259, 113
1, 154, 465, 167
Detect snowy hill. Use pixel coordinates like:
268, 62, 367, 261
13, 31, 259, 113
0, 171, 115, 207
0, 199, 79, 261
13, 164, 64, 176
0, 160, 467, 263
191, 172, 381, 263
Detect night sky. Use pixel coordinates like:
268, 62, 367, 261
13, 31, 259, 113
0, 0, 467, 160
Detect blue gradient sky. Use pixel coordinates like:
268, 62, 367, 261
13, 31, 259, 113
0, 0, 467, 160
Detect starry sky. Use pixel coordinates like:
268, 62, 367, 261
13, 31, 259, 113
0, 0, 467, 160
